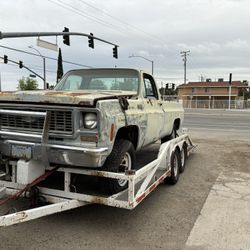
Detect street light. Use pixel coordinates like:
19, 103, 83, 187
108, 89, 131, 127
28, 45, 46, 89
129, 54, 154, 75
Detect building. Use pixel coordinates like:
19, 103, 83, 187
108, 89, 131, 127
177, 79, 248, 108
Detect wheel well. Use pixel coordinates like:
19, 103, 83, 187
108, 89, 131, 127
175, 145, 181, 154
174, 118, 181, 130
115, 126, 139, 149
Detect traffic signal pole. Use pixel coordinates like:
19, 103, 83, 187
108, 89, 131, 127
0, 31, 118, 46
0, 56, 44, 81
0, 31, 119, 58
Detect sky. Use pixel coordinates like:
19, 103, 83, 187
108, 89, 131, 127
1, 0, 250, 90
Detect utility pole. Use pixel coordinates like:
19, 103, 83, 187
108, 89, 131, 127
180, 50, 190, 84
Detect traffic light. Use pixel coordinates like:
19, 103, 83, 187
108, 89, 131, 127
63, 27, 70, 46
113, 46, 118, 59
19, 61, 23, 68
88, 33, 94, 49
172, 83, 175, 90
3, 55, 8, 64
166, 83, 169, 89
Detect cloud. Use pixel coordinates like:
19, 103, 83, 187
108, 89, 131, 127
1, 0, 250, 89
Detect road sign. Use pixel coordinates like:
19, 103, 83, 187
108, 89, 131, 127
37, 38, 58, 52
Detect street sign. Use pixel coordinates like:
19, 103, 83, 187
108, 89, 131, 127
37, 38, 58, 52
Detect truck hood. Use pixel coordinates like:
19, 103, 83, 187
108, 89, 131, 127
0, 90, 136, 106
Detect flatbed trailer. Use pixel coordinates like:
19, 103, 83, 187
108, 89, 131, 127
0, 133, 195, 227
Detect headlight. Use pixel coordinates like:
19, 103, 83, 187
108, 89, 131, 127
83, 113, 97, 129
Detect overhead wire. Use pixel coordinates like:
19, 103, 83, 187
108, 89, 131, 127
48, 0, 168, 45
0, 45, 92, 68
48, 0, 125, 36
77, 0, 168, 45
1, 61, 57, 74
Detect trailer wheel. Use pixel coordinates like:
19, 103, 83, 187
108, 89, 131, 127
179, 142, 187, 173
100, 139, 135, 194
165, 149, 181, 185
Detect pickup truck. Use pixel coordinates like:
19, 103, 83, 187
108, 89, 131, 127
0, 68, 184, 193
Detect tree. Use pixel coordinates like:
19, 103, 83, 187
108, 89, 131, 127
17, 77, 38, 90
57, 48, 64, 83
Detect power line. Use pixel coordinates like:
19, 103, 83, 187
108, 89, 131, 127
1, 61, 56, 73
0, 45, 92, 68
49, 0, 168, 45
77, 0, 165, 42
26, 65, 57, 73
48, 0, 125, 36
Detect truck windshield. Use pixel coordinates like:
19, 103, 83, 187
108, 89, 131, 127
55, 69, 139, 93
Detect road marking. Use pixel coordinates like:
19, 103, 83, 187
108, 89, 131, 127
185, 172, 250, 250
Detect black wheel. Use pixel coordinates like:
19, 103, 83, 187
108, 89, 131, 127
161, 126, 177, 144
164, 149, 181, 185
100, 139, 135, 194
179, 142, 188, 173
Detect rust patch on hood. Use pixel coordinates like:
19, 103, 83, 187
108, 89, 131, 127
44, 91, 92, 97
0, 91, 15, 95
66, 92, 92, 97
44, 91, 66, 96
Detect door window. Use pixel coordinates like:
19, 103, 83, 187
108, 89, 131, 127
143, 75, 158, 99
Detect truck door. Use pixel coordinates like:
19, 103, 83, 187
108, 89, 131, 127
142, 73, 164, 146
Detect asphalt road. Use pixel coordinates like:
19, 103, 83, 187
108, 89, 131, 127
0, 109, 250, 250
183, 109, 250, 135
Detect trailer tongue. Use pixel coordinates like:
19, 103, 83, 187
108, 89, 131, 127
0, 134, 195, 227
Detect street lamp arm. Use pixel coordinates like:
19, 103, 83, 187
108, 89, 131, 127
129, 55, 153, 63
129, 54, 154, 75
28, 46, 43, 57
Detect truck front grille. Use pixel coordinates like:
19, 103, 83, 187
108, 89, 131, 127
0, 110, 73, 134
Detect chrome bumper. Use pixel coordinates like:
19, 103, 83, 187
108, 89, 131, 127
0, 139, 109, 167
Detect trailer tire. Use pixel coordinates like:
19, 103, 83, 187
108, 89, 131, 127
165, 148, 181, 185
100, 139, 135, 194
179, 142, 187, 173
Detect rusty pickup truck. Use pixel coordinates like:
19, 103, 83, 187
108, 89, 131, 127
0, 68, 184, 193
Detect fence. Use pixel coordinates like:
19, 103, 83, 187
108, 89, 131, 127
182, 100, 250, 109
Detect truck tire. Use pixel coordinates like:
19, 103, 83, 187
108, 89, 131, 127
161, 126, 177, 144
179, 142, 187, 173
164, 148, 181, 185
100, 139, 135, 194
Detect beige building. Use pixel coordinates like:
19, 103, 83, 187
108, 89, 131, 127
177, 80, 248, 108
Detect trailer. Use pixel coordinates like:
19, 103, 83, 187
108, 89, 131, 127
0, 133, 195, 227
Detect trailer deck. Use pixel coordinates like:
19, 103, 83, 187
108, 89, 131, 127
0, 133, 195, 227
